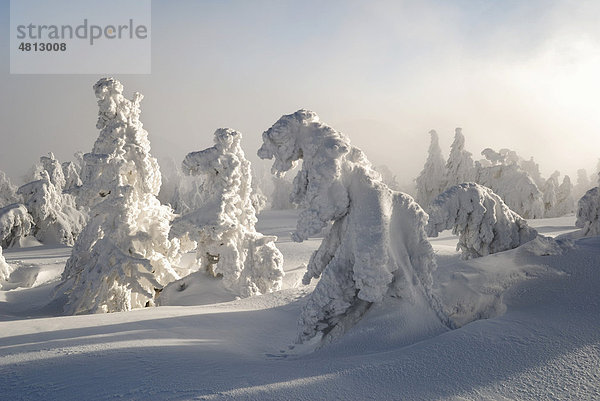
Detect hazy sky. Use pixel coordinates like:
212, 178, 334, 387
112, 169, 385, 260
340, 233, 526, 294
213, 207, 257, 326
1, 0, 599, 186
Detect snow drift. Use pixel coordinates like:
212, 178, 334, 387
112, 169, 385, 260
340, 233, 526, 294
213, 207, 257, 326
427, 183, 538, 259
58, 78, 181, 314
258, 109, 448, 343
171, 128, 284, 298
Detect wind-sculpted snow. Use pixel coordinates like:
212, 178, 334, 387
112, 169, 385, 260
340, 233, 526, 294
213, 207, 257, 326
427, 183, 538, 259
171, 128, 284, 298
258, 109, 447, 343
58, 78, 181, 314
0, 204, 33, 248
575, 184, 599, 236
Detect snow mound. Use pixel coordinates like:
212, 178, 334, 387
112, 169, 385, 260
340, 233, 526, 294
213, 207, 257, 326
58, 78, 181, 315
170, 128, 284, 298
427, 183, 538, 259
0, 203, 34, 248
258, 109, 448, 343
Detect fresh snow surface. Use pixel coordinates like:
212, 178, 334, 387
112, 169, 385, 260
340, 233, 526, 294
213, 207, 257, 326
0, 213, 599, 400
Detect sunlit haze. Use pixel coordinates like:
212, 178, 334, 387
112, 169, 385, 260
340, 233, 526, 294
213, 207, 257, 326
1, 0, 598, 186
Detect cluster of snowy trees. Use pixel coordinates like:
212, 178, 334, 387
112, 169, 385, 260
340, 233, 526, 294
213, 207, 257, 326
1, 78, 598, 349
415, 128, 591, 219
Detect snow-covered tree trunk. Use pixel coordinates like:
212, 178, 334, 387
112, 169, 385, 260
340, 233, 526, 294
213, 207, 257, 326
258, 109, 448, 344
58, 78, 181, 314
445, 128, 475, 189
427, 183, 538, 259
0, 204, 34, 248
416, 130, 446, 207
171, 128, 284, 297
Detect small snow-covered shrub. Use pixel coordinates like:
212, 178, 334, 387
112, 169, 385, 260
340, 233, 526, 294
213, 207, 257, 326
258, 109, 447, 343
0, 204, 33, 248
171, 128, 284, 297
58, 78, 181, 314
0, 246, 12, 286
575, 185, 599, 237
427, 183, 538, 259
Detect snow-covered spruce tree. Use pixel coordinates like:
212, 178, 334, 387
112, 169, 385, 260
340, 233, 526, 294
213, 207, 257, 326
542, 171, 560, 217
17, 153, 86, 246
445, 128, 475, 189
0, 246, 13, 286
171, 128, 284, 297
0, 170, 20, 207
575, 174, 600, 236
475, 163, 544, 219
427, 183, 538, 259
58, 78, 181, 314
416, 130, 446, 207
62, 161, 82, 192
251, 184, 268, 214
0, 204, 33, 248
554, 175, 575, 217
258, 109, 447, 343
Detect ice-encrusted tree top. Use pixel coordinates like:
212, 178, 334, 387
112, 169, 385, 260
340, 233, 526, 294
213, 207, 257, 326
427, 183, 538, 259
59, 78, 180, 314
78, 78, 161, 208
259, 109, 447, 343
445, 128, 475, 188
172, 128, 284, 297
416, 130, 446, 207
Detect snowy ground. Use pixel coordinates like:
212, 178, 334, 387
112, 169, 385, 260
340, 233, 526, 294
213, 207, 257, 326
0, 211, 598, 400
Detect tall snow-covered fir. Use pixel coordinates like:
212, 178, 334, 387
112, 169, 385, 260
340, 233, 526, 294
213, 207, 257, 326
258, 109, 448, 343
415, 129, 446, 207
58, 78, 181, 314
171, 128, 284, 297
445, 128, 475, 189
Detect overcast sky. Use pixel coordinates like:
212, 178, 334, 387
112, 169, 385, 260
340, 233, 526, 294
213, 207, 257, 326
0, 0, 599, 186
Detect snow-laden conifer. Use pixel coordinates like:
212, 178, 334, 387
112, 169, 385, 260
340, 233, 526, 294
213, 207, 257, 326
258, 109, 447, 343
427, 183, 538, 259
171, 128, 284, 297
59, 78, 181, 314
